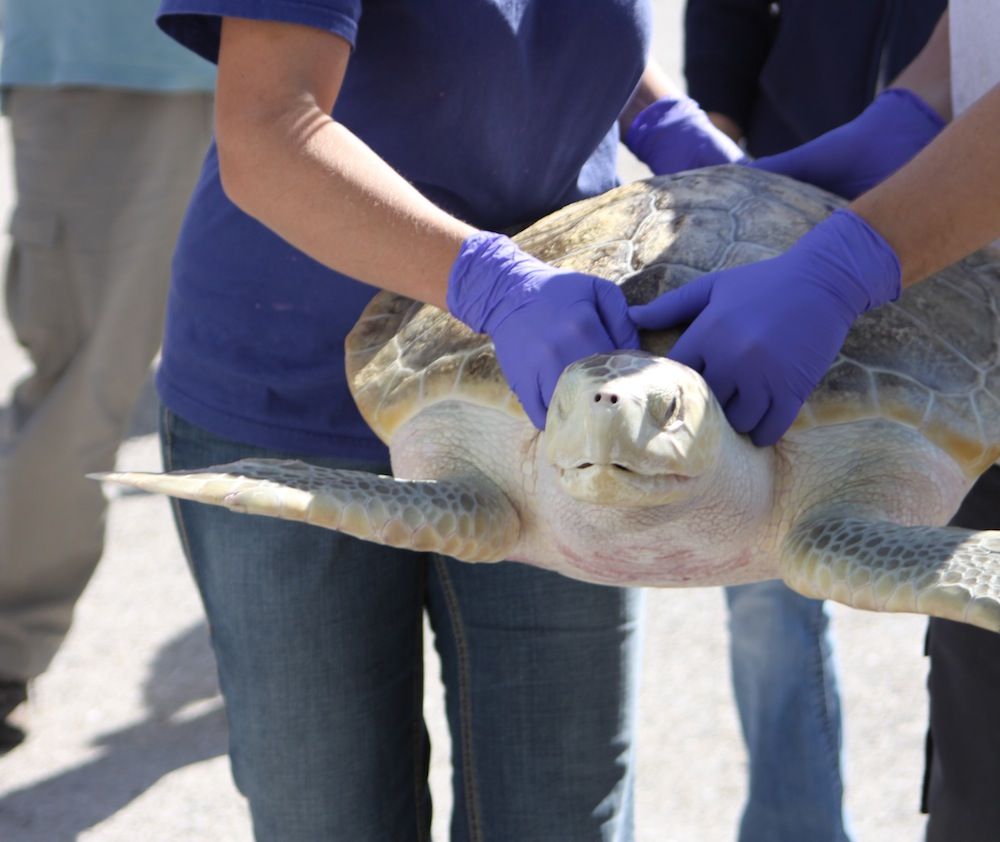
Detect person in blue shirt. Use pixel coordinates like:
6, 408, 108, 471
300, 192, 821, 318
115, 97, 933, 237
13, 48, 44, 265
0, 0, 214, 753
153, 2, 743, 839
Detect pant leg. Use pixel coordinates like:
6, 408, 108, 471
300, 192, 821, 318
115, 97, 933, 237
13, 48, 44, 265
0, 87, 213, 680
725, 581, 848, 842
428, 556, 643, 842
162, 408, 435, 842
923, 465, 1000, 842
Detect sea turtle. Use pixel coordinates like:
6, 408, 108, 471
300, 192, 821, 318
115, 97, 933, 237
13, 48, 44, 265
98, 165, 1000, 632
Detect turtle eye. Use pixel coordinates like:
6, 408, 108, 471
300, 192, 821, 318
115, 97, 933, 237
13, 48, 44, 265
648, 390, 679, 427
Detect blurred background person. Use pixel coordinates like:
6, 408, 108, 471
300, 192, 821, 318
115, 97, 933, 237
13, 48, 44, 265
0, 0, 214, 752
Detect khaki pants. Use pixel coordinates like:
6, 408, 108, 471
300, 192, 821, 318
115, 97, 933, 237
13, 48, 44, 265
0, 87, 213, 680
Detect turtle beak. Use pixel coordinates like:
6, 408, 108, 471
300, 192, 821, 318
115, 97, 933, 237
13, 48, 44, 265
571, 383, 640, 466
546, 364, 648, 471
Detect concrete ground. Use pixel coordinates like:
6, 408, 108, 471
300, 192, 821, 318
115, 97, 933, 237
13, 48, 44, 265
0, 4, 932, 840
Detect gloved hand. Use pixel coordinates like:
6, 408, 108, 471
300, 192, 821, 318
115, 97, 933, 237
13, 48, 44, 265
629, 209, 901, 446
448, 231, 639, 429
750, 88, 944, 199
625, 95, 746, 175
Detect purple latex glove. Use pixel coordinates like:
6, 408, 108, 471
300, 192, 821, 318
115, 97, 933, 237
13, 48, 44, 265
448, 231, 639, 429
750, 88, 944, 199
625, 95, 746, 175
629, 209, 900, 446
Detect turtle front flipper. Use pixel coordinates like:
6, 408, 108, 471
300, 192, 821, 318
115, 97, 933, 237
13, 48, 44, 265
93, 459, 520, 563
781, 512, 1000, 632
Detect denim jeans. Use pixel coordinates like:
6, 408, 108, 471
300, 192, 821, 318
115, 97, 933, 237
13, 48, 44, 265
726, 581, 849, 842
161, 408, 642, 842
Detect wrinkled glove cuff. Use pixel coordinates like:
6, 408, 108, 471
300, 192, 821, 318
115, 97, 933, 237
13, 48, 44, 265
446, 231, 523, 333
625, 96, 686, 160
805, 209, 902, 314
880, 87, 946, 138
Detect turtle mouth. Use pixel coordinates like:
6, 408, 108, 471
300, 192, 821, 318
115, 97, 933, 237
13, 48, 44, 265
557, 463, 692, 507
574, 462, 633, 472
567, 462, 690, 480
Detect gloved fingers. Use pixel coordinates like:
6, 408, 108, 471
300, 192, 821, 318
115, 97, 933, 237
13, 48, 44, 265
537, 358, 568, 423
593, 280, 640, 349
723, 386, 771, 435
494, 342, 549, 430
664, 325, 707, 374
628, 275, 713, 331
746, 149, 815, 184
702, 366, 738, 412
564, 296, 625, 356
518, 376, 549, 430
749, 395, 803, 447
538, 318, 615, 426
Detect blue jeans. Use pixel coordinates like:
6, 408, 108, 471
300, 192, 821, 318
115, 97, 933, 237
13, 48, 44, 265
161, 408, 642, 842
726, 581, 849, 842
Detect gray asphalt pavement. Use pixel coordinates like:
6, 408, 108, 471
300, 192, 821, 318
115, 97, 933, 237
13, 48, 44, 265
0, 4, 932, 839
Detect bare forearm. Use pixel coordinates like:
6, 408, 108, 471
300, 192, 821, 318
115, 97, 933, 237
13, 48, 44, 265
220, 102, 472, 309
706, 111, 743, 142
216, 18, 473, 310
852, 83, 1000, 286
890, 12, 952, 122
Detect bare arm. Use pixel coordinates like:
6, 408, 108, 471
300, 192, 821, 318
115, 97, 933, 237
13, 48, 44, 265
850, 11, 1000, 285
852, 81, 1000, 286
890, 12, 952, 121
705, 111, 743, 142
618, 59, 743, 141
215, 17, 475, 310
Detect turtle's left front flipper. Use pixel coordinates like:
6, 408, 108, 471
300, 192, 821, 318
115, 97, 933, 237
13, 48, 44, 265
93, 458, 520, 563
781, 512, 1000, 632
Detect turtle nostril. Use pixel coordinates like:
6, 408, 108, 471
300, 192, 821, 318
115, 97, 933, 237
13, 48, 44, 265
593, 392, 620, 405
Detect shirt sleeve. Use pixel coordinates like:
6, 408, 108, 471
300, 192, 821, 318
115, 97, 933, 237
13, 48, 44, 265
157, 0, 361, 64
683, 0, 776, 133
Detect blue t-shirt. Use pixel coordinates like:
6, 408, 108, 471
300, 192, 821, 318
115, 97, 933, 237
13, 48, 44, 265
0, 0, 215, 92
157, 0, 651, 458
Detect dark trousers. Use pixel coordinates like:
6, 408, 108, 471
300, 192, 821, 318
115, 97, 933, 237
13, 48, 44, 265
923, 466, 1000, 841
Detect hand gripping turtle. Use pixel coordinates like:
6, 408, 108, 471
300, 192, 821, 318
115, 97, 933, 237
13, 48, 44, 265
97, 166, 1000, 632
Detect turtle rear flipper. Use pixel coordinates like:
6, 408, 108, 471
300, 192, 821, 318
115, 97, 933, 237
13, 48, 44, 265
781, 511, 1000, 632
92, 458, 520, 563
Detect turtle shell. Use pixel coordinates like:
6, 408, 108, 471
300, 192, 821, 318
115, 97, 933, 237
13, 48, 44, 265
346, 165, 1000, 475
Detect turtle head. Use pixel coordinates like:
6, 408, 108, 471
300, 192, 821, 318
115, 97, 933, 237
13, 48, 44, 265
544, 351, 726, 507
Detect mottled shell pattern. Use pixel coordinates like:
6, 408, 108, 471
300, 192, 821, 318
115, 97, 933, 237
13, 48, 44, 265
346, 165, 1000, 476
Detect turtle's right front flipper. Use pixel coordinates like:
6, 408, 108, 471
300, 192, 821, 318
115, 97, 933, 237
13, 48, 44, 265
93, 458, 520, 563
781, 511, 1000, 632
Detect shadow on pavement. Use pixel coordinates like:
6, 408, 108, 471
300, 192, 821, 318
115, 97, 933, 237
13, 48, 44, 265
0, 622, 230, 841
